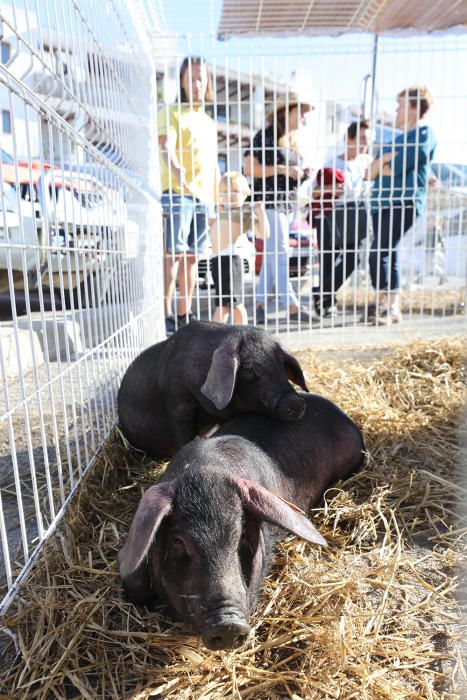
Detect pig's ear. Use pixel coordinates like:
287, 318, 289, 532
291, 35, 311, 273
282, 349, 309, 391
118, 479, 177, 601
232, 477, 327, 547
201, 337, 241, 410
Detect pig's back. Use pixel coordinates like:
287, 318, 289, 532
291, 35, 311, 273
214, 393, 365, 503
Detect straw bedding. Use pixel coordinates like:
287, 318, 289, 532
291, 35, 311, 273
1, 337, 465, 699
336, 286, 465, 316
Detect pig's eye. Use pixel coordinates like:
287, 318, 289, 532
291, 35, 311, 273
171, 535, 189, 558
239, 530, 254, 586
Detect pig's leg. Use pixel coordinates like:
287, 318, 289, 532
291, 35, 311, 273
167, 397, 201, 448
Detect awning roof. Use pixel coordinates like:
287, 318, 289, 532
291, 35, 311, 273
217, 0, 467, 39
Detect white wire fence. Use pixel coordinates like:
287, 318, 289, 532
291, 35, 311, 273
0, 0, 163, 614
0, 0, 466, 617
154, 29, 467, 340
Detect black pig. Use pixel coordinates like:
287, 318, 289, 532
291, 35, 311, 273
117, 320, 308, 459
118, 393, 364, 650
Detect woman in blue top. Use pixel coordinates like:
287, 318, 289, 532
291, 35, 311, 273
367, 85, 436, 325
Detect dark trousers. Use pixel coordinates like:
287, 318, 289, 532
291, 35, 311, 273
369, 205, 415, 291
315, 203, 368, 307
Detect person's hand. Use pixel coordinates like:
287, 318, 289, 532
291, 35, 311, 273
314, 182, 344, 198
172, 165, 192, 193
368, 152, 393, 180
254, 201, 266, 213
286, 165, 305, 181
335, 182, 345, 197
381, 151, 393, 165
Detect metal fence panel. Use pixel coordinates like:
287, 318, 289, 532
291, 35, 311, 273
0, 0, 163, 613
1, 0, 466, 614
152, 21, 466, 343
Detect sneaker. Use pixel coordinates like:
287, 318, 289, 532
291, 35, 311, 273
371, 308, 403, 326
319, 304, 340, 318
165, 315, 176, 334
289, 307, 313, 323
177, 312, 196, 326
359, 303, 377, 323
255, 306, 265, 325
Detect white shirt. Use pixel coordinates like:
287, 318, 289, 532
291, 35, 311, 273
323, 153, 368, 202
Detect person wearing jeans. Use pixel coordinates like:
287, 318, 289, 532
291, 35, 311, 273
158, 56, 218, 334
367, 85, 436, 325
256, 208, 299, 319
312, 119, 370, 316
244, 91, 313, 324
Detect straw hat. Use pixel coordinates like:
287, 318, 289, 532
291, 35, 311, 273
267, 90, 314, 122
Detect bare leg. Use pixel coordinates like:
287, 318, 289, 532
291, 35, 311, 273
233, 304, 248, 325
164, 254, 180, 317
177, 253, 197, 317
213, 306, 229, 323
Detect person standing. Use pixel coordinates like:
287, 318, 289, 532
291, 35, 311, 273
312, 119, 370, 316
244, 92, 313, 325
158, 56, 219, 334
366, 85, 436, 325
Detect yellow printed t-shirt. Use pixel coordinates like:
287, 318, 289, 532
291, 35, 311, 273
158, 104, 218, 205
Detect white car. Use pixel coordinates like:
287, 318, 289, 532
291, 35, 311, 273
38, 168, 138, 303
0, 167, 139, 305
0, 181, 44, 278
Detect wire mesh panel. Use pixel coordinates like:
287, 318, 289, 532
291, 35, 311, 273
152, 4, 466, 342
1, 0, 466, 616
0, 0, 163, 613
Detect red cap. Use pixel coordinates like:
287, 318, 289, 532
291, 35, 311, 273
316, 167, 345, 186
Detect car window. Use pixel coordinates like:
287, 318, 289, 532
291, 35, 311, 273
1, 149, 14, 164
0, 182, 18, 212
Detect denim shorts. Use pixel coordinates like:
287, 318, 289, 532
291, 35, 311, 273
162, 192, 211, 255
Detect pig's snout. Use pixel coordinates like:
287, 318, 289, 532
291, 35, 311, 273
277, 393, 306, 421
202, 619, 250, 651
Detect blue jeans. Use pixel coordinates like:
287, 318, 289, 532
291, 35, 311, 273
256, 209, 299, 309
162, 192, 210, 255
370, 205, 415, 291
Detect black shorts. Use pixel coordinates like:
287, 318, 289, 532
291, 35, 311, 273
210, 255, 243, 307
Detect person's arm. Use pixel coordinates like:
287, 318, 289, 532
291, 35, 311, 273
312, 182, 345, 198
158, 131, 191, 192
389, 127, 434, 176
366, 151, 394, 180
252, 202, 270, 240
243, 153, 303, 181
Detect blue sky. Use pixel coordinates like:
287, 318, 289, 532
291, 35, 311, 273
157, 0, 467, 164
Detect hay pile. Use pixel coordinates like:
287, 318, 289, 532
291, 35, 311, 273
1, 338, 465, 699
336, 285, 465, 316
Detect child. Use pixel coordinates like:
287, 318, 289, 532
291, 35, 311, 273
310, 167, 346, 225
210, 172, 269, 324
309, 167, 346, 317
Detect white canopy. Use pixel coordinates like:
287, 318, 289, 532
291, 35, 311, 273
217, 0, 467, 39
